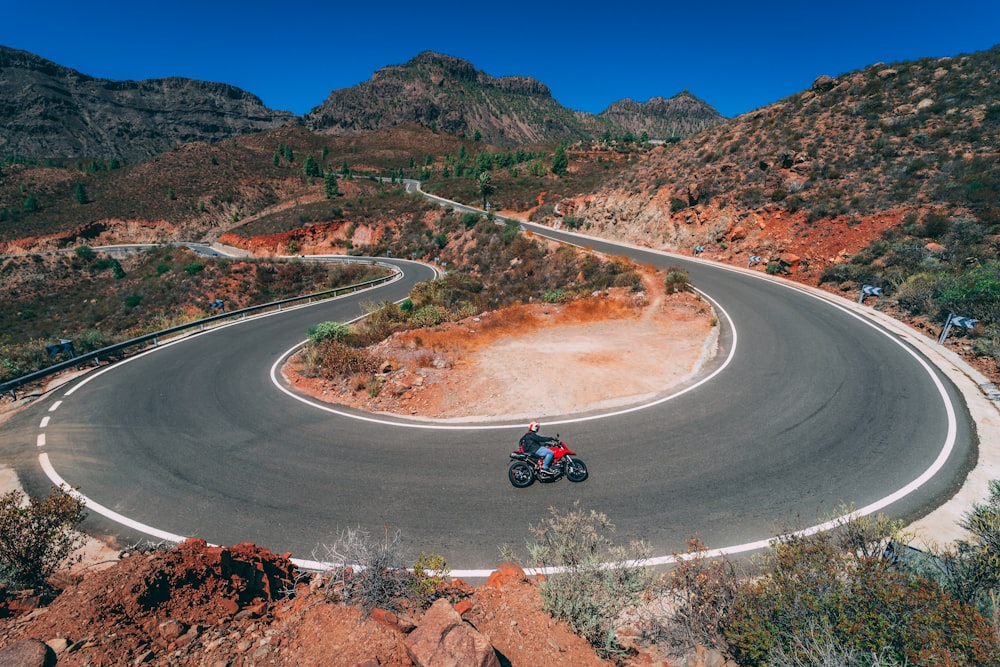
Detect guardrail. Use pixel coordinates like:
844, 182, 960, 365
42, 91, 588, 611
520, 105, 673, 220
1, 258, 399, 399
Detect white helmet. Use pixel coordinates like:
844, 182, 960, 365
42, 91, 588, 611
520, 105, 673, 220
528, 421, 540, 432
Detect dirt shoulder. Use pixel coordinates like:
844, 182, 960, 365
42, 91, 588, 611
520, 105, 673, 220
284, 279, 719, 422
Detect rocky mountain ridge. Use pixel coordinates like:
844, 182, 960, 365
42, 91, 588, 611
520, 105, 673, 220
305, 51, 724, 147
557, 44, 1000, 278
0, 45, 724, 160
0, 46, 300, 162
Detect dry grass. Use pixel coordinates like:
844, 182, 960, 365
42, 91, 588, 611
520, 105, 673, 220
388, 289, 646, 359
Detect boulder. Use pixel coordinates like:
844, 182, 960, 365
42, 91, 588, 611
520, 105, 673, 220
0, 638, 57, 667
812, 75, 836, 91
405, 598, 500, 667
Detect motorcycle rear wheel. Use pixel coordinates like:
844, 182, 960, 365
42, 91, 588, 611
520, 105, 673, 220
508, 461, 535, 488
566, 458, 589, 482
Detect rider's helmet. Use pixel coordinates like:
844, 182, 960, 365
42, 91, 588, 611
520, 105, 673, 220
528, 421, 540, 432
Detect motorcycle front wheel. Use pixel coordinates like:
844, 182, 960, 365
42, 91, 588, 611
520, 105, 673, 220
508, 461, 535, 488
566, 458, 589, 482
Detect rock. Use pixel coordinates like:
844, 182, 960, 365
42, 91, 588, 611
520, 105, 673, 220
777, 253, 800, 273
878, 68, 898, 79
0, 639, 57, 667
729, 226, 746, 242
158, 619, 188, 640
42, 638, 67, 656
405, 599, 500, 667
916, 97, 935, 110
484, 562, 528, 588
812, 75, 836, 91
454, 599, 473, 617
680, 644, 736, 667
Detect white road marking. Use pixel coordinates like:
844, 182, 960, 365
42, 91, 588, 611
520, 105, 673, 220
40, 416, 50, 428
36, 434, 45, 447
38, 248, 962, 577
268, 288, 738, 431
39, 453, 191, 544
49, 401, 62, 411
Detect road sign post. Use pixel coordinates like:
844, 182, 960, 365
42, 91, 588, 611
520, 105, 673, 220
858, 284, 882, 304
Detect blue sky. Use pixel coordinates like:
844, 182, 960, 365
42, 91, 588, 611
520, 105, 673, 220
4, 1, 998, 120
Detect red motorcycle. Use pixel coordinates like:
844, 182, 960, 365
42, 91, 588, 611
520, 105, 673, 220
508, 436, 588, 487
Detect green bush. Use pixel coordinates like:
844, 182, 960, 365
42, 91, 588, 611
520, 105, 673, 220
73, 245, 96, 262
726, 522, 999, 666
307, 321, 350, 344
409, 305, 444, 327
664, 267, 689, 293
0, 487, 86, 592
409, 552, 450, 599
526, 502, 655, 659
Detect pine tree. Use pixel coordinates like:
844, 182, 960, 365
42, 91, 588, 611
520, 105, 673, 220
551, 145, 569, 176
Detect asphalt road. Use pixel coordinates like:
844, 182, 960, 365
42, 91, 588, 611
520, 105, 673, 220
4, 236, 975, 575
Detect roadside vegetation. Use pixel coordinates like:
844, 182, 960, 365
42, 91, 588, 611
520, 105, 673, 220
0, 246, 388, 383
0, 486, 86, 597
9, 472, 1000, 663
296, 209, 646, 383
820, 209, 1000, 368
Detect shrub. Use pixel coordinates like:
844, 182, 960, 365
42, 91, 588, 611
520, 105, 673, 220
73, 245, 96, 262
725, 517, 999, 666
410, 305, 444, 327
307, 320, 350, 344
939, 479, 1000, 625
664, 267, 689, 293
526, 502, 655, 658
409, 552, 450, 599
655, 537, 741, 654
315, 526, 409, 614
301, 340, 381, 378
0, 486, 86, 591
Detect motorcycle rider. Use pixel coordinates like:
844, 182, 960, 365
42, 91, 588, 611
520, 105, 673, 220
519, 421, 556, 476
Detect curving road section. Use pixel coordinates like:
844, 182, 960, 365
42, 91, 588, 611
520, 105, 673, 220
6, 229, 976, 576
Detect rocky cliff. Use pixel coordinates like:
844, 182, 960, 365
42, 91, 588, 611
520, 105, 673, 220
305, 51, 723, 147
0, 46, 299, 161
598, 90, 725, 139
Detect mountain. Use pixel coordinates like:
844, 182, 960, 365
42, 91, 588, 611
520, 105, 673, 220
561, 44, 1000, 279
597, 91, 725, 140
1, 46, 724, 160
304, 51, 724, 147
0, 46, 299, 161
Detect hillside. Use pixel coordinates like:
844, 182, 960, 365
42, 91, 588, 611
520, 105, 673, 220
306, 52, 724, 147
560, 45, 999, 267
1, 46, 723, 161
0, 46, 299, 161
597, 91, 725, 140
553, 45, 1000, 381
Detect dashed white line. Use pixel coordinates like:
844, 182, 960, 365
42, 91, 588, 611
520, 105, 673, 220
49, 400, 62, 412
36, 434, 45, 447
40, 416, 50, 428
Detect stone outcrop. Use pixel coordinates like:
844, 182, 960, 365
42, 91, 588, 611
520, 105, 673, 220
405, 598, 501, 667
0, 46, 299, 161
0, 638, 56, 667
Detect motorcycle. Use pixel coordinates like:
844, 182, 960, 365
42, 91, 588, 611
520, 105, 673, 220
508, 436, 588, 487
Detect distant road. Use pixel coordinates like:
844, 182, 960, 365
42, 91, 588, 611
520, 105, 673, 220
4, 198, 975, 577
